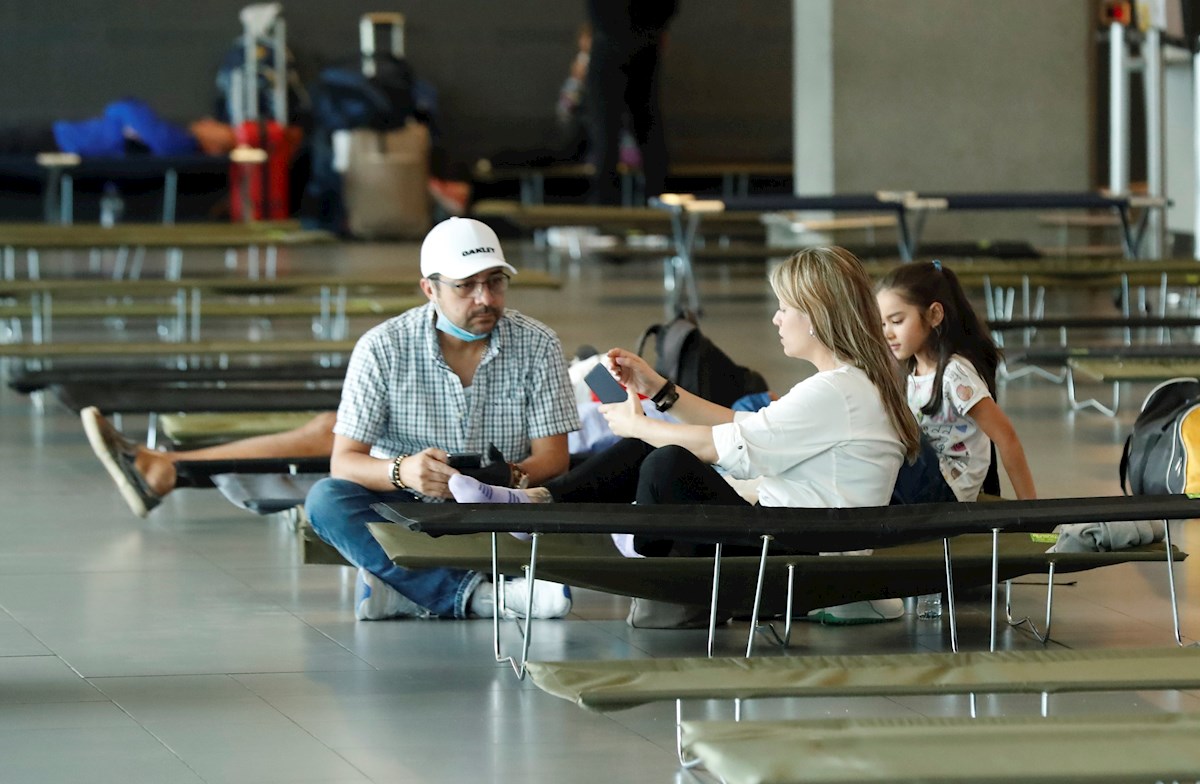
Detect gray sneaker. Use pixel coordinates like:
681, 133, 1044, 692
80, 407, 161, 518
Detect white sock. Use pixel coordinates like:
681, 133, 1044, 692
469, 581, 495, 617
449, 474, 552, 504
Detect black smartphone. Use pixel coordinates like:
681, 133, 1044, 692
584, 363, 628, 404
448, 452, 482, 470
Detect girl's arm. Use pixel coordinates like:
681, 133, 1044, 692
967, 398, 1037, 500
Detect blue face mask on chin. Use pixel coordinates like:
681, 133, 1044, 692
434, 305, 491, 342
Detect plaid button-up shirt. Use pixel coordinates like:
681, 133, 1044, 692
335, 303, 580, 471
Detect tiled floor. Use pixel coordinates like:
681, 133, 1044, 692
0, 238, 1197, 783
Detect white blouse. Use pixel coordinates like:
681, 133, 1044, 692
711, 364, 904, 508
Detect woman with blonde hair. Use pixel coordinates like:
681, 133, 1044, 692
453, 246, 922, 623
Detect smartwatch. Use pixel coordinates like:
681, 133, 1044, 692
651, 380, 679, 412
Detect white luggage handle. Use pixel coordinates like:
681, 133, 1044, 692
360, 12, 405, 77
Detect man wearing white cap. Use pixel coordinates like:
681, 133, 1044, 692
305, 217, 580, 621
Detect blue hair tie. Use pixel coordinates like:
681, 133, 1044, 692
932, 259, 942, 271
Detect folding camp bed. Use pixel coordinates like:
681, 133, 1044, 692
367, 524, 1184, 641
0, 221, 335, 280
907, 191, 1169, 261
159, 411, 324, 449
669, 161, 794, 200
1, 290, 420, 346
472, 162, 598, 206
0, 152, 231, 226
169, 457, 330, 515
371, 494, 1199, 673
529, 645, 1200, 712
7, 362, 347, 395
996, 342, 1200, 387
1067, 357, 1200, 416
52, 383, 341, 448
651, 193, 912, 314
529, 646, 1200, 768
680, 712, 1200, 783
1, 273, 547, 351
472, 160, 793, 206
652, 192, 1173, 317
0, 338, 358, 361
52, 382, 341, 415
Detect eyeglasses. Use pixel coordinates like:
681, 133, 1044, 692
430, 273, 511, 299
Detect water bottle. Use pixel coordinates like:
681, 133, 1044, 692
916, 592, 943, 619
100, 183, 124, 228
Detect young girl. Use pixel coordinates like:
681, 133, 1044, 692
876, 261, 1036, 503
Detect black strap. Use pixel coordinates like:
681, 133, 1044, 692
635, 323, 661, 358
1119, 435, 1133, 496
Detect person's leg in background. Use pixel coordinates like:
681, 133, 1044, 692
623, 38, 669, 200
585, 32, 629, 205
82, 407, 336, 516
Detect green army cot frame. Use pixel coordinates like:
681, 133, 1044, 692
370, 494, 1199, 677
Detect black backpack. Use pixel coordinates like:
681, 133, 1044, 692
636, 312, 769, 408
1119, 377, 1200, 495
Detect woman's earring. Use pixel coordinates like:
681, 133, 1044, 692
808, 328, 815, 336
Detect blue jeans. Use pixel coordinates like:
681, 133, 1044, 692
305, 478, 482, 619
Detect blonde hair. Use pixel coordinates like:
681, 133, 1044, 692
769, 247, 921, 461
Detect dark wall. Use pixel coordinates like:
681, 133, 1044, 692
0, 2, 792, 168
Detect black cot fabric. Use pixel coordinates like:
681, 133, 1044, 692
373, 495, 1200, 553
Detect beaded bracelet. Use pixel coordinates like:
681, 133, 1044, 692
390, 455, 408, 489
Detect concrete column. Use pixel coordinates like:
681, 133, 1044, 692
792, 0, 833, 196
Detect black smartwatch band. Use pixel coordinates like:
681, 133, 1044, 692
651, 380, 679, 412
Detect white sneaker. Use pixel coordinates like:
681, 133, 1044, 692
804, 598, 904, 625
498, 577, 572, 619
355, 569, 418, 621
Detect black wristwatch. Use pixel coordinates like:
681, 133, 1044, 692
651, 380, 679, 412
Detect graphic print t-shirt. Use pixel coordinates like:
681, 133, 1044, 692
907, 356, 992, 501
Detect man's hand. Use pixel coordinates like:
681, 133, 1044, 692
396, 447, 458, 499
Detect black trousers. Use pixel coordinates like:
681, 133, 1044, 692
547, 439, 749, 556
585, 32, 669, 205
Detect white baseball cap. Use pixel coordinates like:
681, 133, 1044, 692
420, 217, 518, 280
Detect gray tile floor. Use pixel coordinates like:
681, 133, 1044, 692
1, 239, 1197, 783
